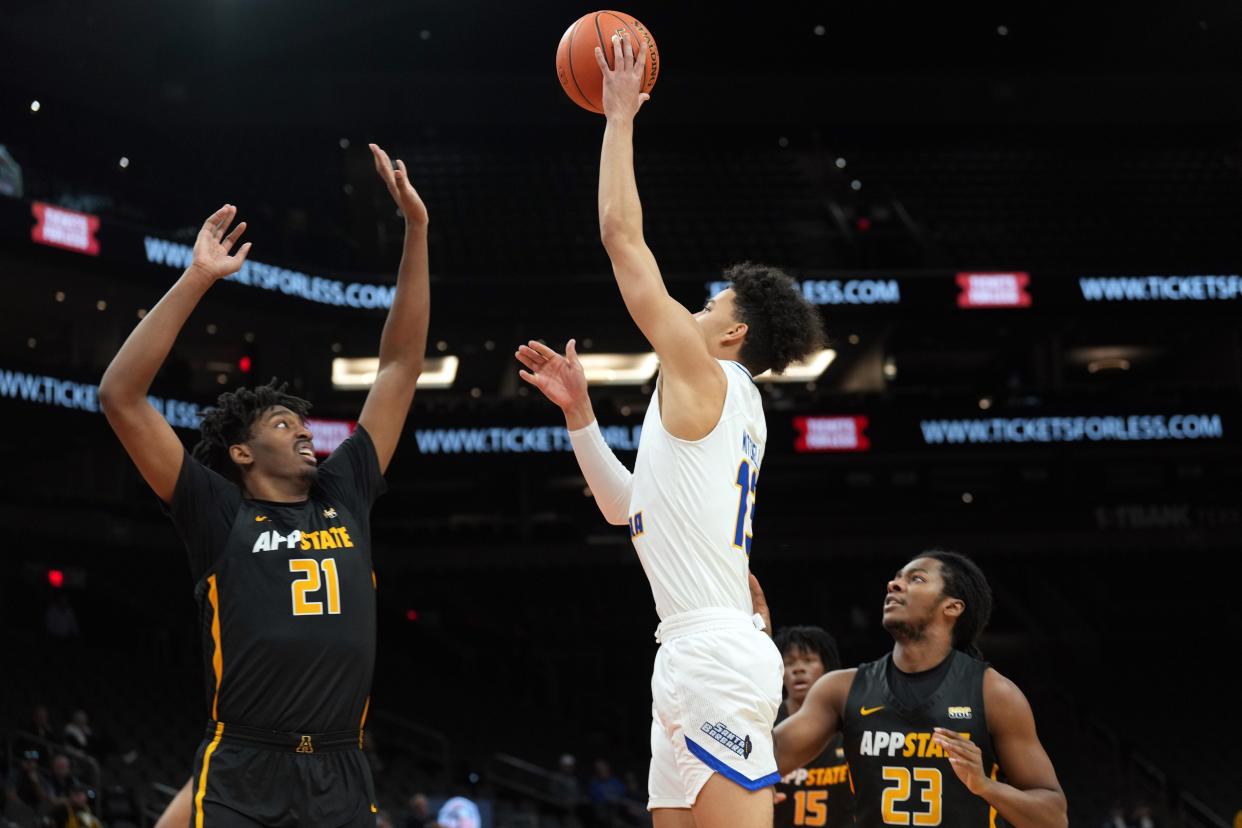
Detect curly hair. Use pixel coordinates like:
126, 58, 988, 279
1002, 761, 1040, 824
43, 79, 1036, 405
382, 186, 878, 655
725, 262, 826, 375
191, 379, 312, 483
774, 625, 842, 672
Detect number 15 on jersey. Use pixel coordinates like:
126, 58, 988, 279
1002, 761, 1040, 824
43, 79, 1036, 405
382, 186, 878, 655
732, 458, 759, 554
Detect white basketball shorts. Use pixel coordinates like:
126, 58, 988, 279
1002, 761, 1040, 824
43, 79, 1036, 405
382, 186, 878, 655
647, 607, 784, 810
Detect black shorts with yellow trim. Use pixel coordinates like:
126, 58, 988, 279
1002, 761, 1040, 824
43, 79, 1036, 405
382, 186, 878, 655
190, 721, 377, 828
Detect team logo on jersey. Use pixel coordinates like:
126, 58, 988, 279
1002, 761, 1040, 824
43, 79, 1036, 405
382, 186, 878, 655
860, 705, 885, 716
323, 507, 338, 519
296, 735, 314, 753
254, 515, 268, 522
701, 721, 752, 758
947, 706, 973, 719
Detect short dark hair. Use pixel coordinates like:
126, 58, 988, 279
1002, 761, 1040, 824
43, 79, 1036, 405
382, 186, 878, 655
921, 550, 993, 658
774, 625, 842, 672
726, 262, 825, 375
191, 379, 311, 483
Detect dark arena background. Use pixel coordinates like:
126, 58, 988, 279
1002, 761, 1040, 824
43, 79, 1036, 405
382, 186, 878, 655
2, 3, 1241, 827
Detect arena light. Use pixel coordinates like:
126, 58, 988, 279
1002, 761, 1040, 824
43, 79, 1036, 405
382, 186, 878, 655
331, 356, 459, 390
580, 352, 660, 386
755, 349, 836, 383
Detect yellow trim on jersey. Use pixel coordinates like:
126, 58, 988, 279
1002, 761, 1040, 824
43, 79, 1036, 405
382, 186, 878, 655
360, 696, 371, 730
207, 574, 223, 720
194, 722, 225, 828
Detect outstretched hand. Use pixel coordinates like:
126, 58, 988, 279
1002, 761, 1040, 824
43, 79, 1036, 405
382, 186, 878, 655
189, 204, 251, 283
594, 33, 650, 120
370, 143, 428, 226
515, 339, 589, 412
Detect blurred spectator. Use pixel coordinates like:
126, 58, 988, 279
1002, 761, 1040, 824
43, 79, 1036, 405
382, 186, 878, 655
1101, 802, 1130, 828
63, 711, 95, 756
1131, 803, 1157, 828
47, 755, 78, 807
15, 750, 53, 809
45, 593, 80, 639
588, 759, 626, 825
404, 792, 438, 828
620, 771, 650, 826
436, 796, 480, 828
551, 753, 580, 804
376, 809, 395, 828
31, 704, 57, 742
50, 783, 102, 828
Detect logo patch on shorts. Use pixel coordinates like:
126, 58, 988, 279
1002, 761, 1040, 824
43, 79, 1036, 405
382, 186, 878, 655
701, 721, 751, 759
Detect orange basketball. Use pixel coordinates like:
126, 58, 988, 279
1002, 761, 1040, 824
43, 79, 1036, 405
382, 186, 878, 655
556, 10, 659, 114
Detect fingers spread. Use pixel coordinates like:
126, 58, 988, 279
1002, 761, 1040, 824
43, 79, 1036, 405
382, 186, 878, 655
593, 45, 609, 74
202, 204, 231, 233
612, 34, 624, 71
518, 370, 545, 388
233, 241, 253, 265
223, 221, 247, 252
527, 340, 560, 360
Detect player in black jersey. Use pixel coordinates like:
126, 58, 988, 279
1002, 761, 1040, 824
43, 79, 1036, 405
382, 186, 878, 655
100, 144, 430, 827
772, 552, 1066, 828
773, 626, 854, 828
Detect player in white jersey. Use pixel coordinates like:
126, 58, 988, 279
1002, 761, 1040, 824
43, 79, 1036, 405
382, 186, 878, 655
513, 33, 824, 828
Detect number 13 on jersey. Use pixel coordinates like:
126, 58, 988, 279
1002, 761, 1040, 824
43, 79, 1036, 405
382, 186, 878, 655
732, 458, 759, 554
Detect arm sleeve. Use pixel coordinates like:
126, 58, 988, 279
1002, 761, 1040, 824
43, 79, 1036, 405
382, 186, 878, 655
568, 420, 634, 526
165, 451, 243, 581
314, 424, 388, 516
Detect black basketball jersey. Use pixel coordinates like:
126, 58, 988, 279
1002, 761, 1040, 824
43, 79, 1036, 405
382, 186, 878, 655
775, 703, 855, 828
166, 426, 386, 734
842, 650, 1003, 828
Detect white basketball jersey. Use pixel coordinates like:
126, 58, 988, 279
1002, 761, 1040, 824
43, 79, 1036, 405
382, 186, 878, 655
628, 360, 767, 620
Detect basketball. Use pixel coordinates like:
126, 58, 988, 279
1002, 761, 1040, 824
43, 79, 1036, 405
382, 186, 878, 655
556, 10, 659, 114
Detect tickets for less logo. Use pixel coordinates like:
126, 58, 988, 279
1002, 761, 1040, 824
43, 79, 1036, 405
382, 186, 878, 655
31, 202, 100, 256
956, 272, 1031, 308
794, 416, 871, 453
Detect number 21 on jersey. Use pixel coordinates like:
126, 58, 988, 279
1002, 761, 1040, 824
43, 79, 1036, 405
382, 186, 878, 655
290, 558, 341, 616
732, 458, 759, 554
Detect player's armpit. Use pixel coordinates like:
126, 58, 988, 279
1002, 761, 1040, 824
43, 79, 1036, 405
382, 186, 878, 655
773, 668, 854, 774
99, 398, 185, 504
357, 362, 419, 474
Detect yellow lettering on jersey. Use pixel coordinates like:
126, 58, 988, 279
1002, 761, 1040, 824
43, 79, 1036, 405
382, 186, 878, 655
321, 530, 339, 549
925, 738, 944, 759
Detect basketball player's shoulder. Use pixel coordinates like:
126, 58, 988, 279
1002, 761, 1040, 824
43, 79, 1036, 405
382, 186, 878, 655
810, 667, 858, 709
981, 666, 1036, 728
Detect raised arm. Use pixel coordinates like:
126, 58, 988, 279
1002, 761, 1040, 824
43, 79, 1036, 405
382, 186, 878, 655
773, 669, 854, 774
934, 669, 1067, 828
515, 339, 633, 525
357, 143, 431, 474
595, 35, 725, 438
99, 205, 252, 503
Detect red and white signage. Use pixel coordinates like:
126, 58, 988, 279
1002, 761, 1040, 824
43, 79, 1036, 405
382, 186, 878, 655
956, 272, 1031, 308
305, 418, 356, 456
31, 202, 100, 256
794, 416, 870, 453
